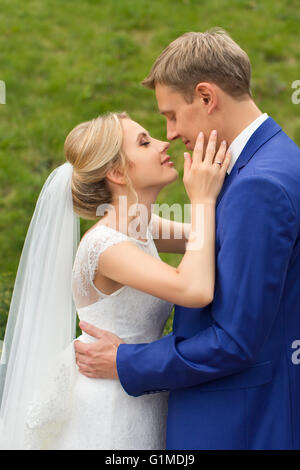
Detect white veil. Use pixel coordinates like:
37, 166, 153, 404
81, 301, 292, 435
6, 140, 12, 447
0, 162, 80, 449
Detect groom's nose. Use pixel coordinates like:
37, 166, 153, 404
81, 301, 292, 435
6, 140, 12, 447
166, 123, 179, 141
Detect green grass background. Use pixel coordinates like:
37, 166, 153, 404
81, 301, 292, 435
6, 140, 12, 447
0, 0, 300, 339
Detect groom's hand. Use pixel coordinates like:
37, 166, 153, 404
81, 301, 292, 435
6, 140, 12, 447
74, 321, 125, 379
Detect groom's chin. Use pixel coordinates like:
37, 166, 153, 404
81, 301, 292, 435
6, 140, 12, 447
185, 141, 194, 151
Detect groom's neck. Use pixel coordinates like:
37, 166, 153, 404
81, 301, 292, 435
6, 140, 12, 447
219, 97, 263, 147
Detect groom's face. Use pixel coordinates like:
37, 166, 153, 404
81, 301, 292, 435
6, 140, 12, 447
155, 83, 212, 151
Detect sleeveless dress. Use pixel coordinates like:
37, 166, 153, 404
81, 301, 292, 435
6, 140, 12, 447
25, 222, 173, 450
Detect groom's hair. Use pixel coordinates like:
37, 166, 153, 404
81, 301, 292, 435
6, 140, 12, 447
142, 28, 252, 102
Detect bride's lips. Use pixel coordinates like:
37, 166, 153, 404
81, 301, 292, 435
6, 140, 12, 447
161, 156, 174, 166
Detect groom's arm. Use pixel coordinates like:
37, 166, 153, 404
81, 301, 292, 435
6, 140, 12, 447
116, 175, 297, 396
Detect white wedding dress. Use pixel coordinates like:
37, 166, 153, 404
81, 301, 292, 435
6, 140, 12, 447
25, 222, 173, 450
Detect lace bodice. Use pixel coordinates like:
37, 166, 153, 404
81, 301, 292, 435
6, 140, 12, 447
71, 222, 174, 344
24, 222, 173, 449
72, 224, 131, 309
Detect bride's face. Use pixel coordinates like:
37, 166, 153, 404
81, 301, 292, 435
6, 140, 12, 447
121, 118, 178, 193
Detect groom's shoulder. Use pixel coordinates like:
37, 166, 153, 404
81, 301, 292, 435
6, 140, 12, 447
242, 123, 300, 191
263, 123, 300, 156
227, 172, 293, 203
225, 145, 300, 222
221, 173, 298, 232
220, 120, 300, 218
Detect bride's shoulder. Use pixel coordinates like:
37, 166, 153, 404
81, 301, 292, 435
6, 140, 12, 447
81, 222, 108, 242
81, 223, 129, 247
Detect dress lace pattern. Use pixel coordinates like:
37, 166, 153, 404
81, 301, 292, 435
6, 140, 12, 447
24, 223, 173, 450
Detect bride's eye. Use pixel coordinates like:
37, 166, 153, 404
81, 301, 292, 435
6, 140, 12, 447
141, 141, 150, 147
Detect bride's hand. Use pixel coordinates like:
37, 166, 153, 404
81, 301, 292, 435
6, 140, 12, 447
183, 129, 231, 203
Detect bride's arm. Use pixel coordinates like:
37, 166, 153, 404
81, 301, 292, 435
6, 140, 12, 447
151, 212, 191, 254
95, 199, 215, 309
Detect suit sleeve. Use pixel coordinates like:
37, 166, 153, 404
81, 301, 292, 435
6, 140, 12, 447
116, 175, 297, 396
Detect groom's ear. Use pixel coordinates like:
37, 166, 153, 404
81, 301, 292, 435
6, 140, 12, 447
194, 82, 218, 115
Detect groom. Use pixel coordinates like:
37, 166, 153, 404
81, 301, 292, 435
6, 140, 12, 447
74, 29, 300, 449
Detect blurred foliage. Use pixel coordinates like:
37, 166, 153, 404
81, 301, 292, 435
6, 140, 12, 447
1, 0, 300, 339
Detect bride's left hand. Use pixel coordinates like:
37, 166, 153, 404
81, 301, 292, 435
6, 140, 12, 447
74, 321, 125, 379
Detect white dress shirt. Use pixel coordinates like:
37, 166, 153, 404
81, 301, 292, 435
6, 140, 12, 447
227, 113, 269, 174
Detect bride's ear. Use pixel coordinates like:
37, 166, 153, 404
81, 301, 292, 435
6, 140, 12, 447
106, 165, 127, 186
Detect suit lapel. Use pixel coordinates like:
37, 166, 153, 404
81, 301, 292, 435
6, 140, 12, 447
216, 117, 282, 208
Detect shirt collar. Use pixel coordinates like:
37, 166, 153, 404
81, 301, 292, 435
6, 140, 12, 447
227, 113, 269, 174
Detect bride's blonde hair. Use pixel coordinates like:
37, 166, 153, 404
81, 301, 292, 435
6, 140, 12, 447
64, 112, 137, 220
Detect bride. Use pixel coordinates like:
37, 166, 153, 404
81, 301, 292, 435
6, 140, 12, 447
0, 112, 230, 449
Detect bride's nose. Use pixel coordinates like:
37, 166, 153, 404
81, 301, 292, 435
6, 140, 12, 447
161, 141, 170, 153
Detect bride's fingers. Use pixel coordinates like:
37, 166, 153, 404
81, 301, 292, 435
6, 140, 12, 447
214, 147, 232, 181
213, 140, 227, 166
203, 130, 217, 164
219, 148, 232, 177
191, 131, 204, 166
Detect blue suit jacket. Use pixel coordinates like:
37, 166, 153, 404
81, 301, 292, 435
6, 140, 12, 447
117, 117, 300, 450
